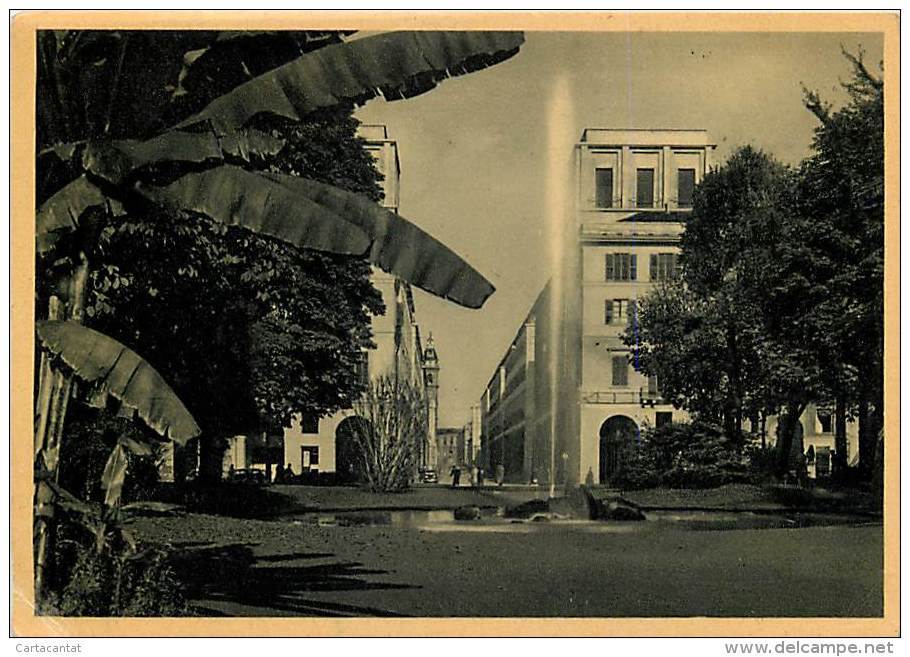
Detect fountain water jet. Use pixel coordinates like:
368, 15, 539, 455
544, 74, 576, 498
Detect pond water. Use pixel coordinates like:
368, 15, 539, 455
282, 508, 876, 533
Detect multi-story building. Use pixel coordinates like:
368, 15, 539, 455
435, 426, 466, 478
477, 127, 857, 488
478, 313, 537, 482
225, 125, 439, 480
460, 404, 482, 472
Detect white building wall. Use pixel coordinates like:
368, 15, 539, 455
276, 125, 431, 477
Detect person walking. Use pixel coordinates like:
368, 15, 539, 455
585, 467, 595, 487
495, 463, 505, 487
450, 464, 462, 488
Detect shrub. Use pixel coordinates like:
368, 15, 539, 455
47, 531, 189, 617
59, 406, 165, 503
743, 443, 779, 482
612, 421, 751, 489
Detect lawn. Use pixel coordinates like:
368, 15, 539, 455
132, 507, 883, 618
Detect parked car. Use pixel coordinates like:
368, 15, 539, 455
228, 468, 269, 486
419, 468, 439, 484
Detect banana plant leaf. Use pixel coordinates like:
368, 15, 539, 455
37, 30, 215, 148
260, 172, 496, 309
81, 128, 286, 186
101, 444, 129, 508
35, 175, 124, 255
177, 31, 525, 134
171, 31, 350, 108
136, 165, 372, 258
141, 166, 496, 308
35, 320, 200, 444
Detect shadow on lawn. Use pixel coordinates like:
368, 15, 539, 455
167, 542, 415, 617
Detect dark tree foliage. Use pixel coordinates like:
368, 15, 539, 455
627, 49, 884, 480
628, 146, 804, 449
794, 48, 884, 478
78, 112, 385, 442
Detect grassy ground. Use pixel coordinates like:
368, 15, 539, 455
173, 482, 875, 518
267, 484, 545, 512
133, 508, 883, 618
622, 483, 876, 513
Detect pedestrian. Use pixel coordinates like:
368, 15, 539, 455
450, 465, 461, 488
274, 463, 286, 484
285, 463, 296, 484
585, 467, 595, 487
495, 463, 505, 487
795, 451, 809, 488
477, 466, 485, 490
470, 464, 478, 489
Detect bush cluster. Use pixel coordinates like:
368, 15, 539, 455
43, 520, 189, 617
611, 421, 751, 489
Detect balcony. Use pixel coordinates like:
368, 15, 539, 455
582, 388, 666, 407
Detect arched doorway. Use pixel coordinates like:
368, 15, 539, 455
599, 416, 640, 484
335, 416, 370, 484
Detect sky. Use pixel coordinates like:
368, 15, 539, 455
355, 31, 883, 428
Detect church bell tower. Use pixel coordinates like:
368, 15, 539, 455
422, 335, 439, 470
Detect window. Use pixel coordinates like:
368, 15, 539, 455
636, 168, 655, 208
611, 355, 629, 386
678, 168, 696, 208
595, 168, 614, 208
605, 253, 637, 281
354, 351, 369, 388
649, 253, 678, 281
656, 412, 673, 428
300, 413, 319, 434
605, 299, 638, 325
648, 375, 659, 396
817, 409, 833, 433
301, 446, 320, 467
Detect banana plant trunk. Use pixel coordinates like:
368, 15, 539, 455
33, 253, 89, 600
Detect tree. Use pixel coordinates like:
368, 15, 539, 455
796, 48, 884, 479
78, 112, 388, 481
628, 48, 885, 481
34, 29, 524, 598
628, 146, 810, 458
346, 374, 429, 492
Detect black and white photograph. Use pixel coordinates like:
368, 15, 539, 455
11, 10, 898, 637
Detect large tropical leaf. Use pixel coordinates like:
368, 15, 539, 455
37, 30, 215, 148
260, 172, 496, 309
37, 31, 351, 148
35, 175, 125, 255
139, 166, 495, 308
136, 165, 372, 257
170, 31, 350, 107
35, 320, 200, 443
100, 444, 129, 508
176, 31, 524, 134
81, 128, 286, 185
